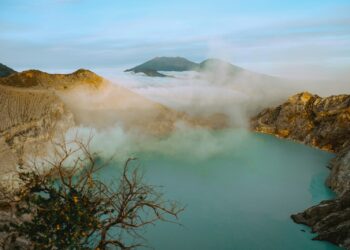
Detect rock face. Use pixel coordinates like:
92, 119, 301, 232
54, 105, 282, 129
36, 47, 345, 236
0, 69, 106, 176
328, 148, 350, 196
291, 192, 350, 249
251, 92, 350, 249
251, 92, 350, 152
0, 63, 16, 77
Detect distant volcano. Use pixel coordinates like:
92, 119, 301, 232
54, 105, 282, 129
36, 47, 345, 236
125, 56, 275, 83
125, 57, 199, 76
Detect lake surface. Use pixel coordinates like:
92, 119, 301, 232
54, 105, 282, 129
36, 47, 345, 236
99, 130, 341, 250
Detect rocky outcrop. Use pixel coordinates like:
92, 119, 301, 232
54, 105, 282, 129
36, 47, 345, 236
291, 191, 350, 249
251, 92, 350, 249
251, 92, 350, 152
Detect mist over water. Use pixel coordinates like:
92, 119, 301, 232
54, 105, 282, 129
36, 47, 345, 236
61, 66, 347, 249
98, 70, 292, 127
96, 130, 340, 250
2, 0, 349, 247
55, 61, 350, 134
93, 66, 350, 128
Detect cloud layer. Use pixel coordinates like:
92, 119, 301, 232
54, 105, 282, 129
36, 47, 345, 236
0, 0, 349, 81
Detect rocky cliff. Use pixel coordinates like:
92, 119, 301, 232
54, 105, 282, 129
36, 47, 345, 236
251, 92, 350, 249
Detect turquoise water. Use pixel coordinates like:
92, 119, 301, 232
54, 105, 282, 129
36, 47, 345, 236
99, 130, 341, 250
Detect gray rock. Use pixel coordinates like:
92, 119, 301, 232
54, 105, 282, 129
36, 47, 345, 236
291, 192, 350, 249
328, 148, 350, 196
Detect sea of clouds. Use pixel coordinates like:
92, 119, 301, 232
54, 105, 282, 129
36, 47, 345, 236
60, 65, 349, 163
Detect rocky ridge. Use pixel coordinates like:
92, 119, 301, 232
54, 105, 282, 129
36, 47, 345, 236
0, 69, 104, 90
251, 92, 350, 249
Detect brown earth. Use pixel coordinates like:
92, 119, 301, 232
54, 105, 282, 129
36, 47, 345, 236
0, 69, 104, 90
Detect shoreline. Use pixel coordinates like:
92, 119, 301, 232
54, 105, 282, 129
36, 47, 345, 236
251, 92, 350, 249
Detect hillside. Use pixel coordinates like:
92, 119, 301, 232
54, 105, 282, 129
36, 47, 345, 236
125, 57, 199, 75
0, 69, 104, 90
199, 58, 244, 74
0, 69, 106, 177
0, 63, 17, 77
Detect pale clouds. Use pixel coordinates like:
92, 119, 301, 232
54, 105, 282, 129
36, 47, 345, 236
0, 0, 349, 81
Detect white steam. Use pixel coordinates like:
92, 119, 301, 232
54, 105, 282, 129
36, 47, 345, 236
59, 62, 349, 162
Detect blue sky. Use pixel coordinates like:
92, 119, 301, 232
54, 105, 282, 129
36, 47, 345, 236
0, 0, 349, 80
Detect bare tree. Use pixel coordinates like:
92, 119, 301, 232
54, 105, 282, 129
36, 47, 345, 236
0, 135, 184, 249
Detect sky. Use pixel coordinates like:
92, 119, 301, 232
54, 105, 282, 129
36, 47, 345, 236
0, 0, 350, 81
